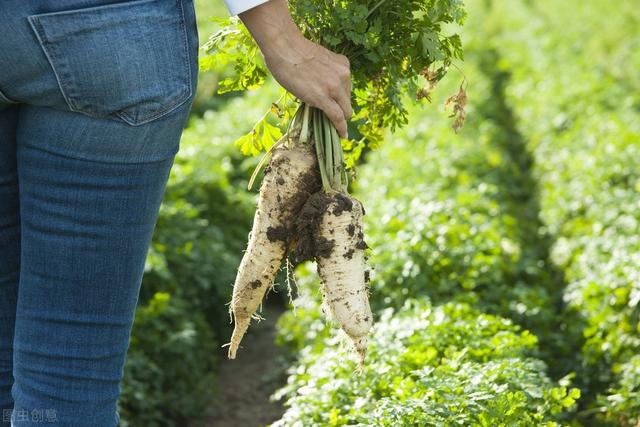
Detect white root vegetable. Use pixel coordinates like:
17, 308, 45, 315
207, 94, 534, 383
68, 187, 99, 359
228, 143, 318, 359
315, 191, 373, 364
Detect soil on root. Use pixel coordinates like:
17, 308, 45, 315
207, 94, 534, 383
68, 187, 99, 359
331, 192, 353, 215
266, 226, 288, 243
291, 191, 331, 263
265, 146, 321, 247
292, 191, 370, 263
347, 224, 355, 236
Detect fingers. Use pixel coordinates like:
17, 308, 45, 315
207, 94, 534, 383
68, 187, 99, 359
330, 63, 353, 120
318, 97, 348, 138
306, 52, 351, 138
331, 84, 353, 122
325, 51, 352, 137
333, 52, 350, 69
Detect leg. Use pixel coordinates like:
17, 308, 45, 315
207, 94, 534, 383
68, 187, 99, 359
11, 103, 192, 427
0, 0, 199, 423
0, 105, 20, 425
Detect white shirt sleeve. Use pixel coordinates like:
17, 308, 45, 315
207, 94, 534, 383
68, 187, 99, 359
223, 0, 271, 16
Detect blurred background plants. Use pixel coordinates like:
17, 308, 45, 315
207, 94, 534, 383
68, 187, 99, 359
118, 0, 640, 426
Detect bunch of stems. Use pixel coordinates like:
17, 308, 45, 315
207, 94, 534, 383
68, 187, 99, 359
296, 103, 349, 193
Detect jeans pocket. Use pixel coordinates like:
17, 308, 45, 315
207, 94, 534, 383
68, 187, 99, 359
28, 0, 193, 126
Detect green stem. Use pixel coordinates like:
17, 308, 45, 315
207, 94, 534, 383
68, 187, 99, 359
289, 103, 304, 135
299, 103, 311, 144
340, 138, 348, 188
330, 125, 349, 189
330, 124, 342, 189
247, 137, 285, 191
322, 113, 335, 188
313, 108, 331, 192
311, 108, 350, 193
365, 0, 386, 19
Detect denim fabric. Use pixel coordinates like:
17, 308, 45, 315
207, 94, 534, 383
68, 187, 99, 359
0, 0, 199, 425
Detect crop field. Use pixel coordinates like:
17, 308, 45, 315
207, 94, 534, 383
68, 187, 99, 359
118, 0, 639, 426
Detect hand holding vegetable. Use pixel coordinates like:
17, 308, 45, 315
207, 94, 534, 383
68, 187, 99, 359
206, 0, 467, 364
239, 0, 353, 137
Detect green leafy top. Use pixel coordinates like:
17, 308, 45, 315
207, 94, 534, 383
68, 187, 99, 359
201, 0, 466, 161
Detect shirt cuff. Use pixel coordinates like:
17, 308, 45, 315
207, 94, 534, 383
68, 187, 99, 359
224, 0, 271, 16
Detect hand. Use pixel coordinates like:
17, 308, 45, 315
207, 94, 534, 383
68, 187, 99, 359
263, 34, 352, 138
238, 0, 353, 138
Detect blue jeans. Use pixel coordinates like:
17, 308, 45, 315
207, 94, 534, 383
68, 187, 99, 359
0, 1, 199, 425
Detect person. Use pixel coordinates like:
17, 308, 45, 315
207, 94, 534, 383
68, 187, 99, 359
0, 0, 352, 425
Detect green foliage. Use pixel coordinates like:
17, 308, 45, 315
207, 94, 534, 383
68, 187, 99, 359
271, 0, 634, 423
289, 0, 465, 136
274, 299, 579, 426
190, 0, 245, 115
194, 0, 229, 41
354, 58, 569, 366
233, 104, 285, 156
276, 61, 580, 426
274, 61, 580, 424
200, 0, 466, 161
598, 356, 640, 425
118, 1, 639, 425
118, 293, 217, 427
200, 19, 267, 93
474, 0, 640, 423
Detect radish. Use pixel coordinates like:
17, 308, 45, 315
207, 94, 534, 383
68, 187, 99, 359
227, 142, 319, 359
289, 107, 373, 364
316, 191, 373, 364
229, 105, 374, 363
207, 0, 467, 362
308, 106, 374, 363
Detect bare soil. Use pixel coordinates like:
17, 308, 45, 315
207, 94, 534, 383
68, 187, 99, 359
192, 302, 288, 427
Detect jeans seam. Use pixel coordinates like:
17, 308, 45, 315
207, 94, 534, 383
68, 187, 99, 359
29, 0, 156, 18
0, 89, 18, 104
27, 15, 79, 113
19, 140, 179, 165
179, 0, 194, 106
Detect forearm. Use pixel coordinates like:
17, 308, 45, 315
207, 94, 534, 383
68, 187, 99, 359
237, 0, 308, 61
225, 0, 353, 137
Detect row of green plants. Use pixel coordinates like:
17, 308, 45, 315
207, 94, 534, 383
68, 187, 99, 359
114, 0, 639, 424
476, 0, 640, 424
275, 299, 578, 426
272, 47, 581, 423
271, 0, 639, 424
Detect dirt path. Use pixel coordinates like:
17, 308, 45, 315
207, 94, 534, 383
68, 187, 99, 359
193, 302, 288, 427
